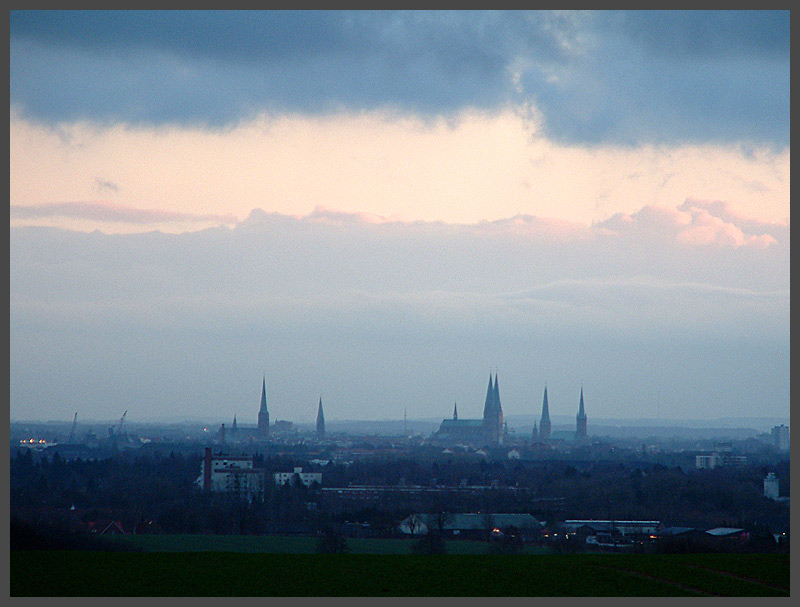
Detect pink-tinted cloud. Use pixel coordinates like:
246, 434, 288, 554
474, 214, 591, 242
679, 197, 788, 232
597, 199, 782, 249
675, 206, 776, 249
10, 200, 238, 225
242, 205, 591, 244
306, 205, 400, 225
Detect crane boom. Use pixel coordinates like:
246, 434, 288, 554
116, 410, 127, 435
68, 412, 77, 443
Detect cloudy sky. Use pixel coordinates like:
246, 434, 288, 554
10, 10, 789, 426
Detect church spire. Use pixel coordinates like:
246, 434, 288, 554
493, 373, 503, 444
257, 375, 270, 437
539, 386, 551, 440
482, 371, 503, 445
316, 397, 325, 440
576, 385, 587, 441
453, 401, 458, 420
541, 386, 550, 421
483, 373, 494, 420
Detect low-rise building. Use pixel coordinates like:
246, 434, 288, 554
274, 467, 322, 488
196, 448, 266, 497
559, 519, 661, 538
695, 452, 747, 469
398, 512, 544, 539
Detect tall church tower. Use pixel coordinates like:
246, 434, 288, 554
316, 397, 326, 440
493, 374, 504, 445
576, 386, 587, 441
257, 376, 270, 438
482, 374, 494, 424
539, 386, 551, 440
482, 373, 503, 445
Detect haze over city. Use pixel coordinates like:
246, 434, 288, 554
10, 10, 789, 426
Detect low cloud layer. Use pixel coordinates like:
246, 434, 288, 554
597, 199, 787, 250
10, 200, 238, 225
10, 202, 789, 424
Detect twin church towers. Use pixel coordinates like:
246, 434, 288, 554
436, 373, 589, 446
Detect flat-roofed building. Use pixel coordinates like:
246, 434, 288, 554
771, 424, 789, 451
196, 448, 266, 497
274, 466, 322, 488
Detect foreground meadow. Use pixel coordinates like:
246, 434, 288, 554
11, 546, 789, 596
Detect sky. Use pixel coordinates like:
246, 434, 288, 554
9, 10, 790, 426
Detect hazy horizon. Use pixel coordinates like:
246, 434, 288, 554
10, 411, 789, 431
10, 11, 789, 425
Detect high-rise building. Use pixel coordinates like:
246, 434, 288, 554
771, 424, 789, 452
764, 472, 780, 500
257, 376, 270, 437
576, 386, 587, 441
539, 386, 551, 441
316, 397, 326, 440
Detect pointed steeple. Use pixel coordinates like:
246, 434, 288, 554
453, 401, 458, 420
539, 386, 551, 440
494, 373, 503, 444
541, 386, 550, 421
483, 373, 494, 420
482, 372, 503, 445
316, 397, 325, 440
576, 385, 587, 441
257, 375, 270, 437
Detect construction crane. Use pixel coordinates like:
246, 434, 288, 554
67, 412, 77, 444
115, 410, 127, 436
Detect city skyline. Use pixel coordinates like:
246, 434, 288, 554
10, 11, 789, 423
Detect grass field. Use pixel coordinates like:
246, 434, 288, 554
107, 533, 553, 555
11, 547, 790, 596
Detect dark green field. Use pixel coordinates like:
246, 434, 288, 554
105, 533, 552, 555
11, 548, 790, 596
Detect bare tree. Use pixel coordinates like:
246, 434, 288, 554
433, 508, 454, 535
404, 513, 426, 536
481, 511, 495, 542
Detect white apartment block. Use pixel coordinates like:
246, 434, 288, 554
274, 467, 323, 488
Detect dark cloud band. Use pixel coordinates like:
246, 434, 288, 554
9, 10, 790, 146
